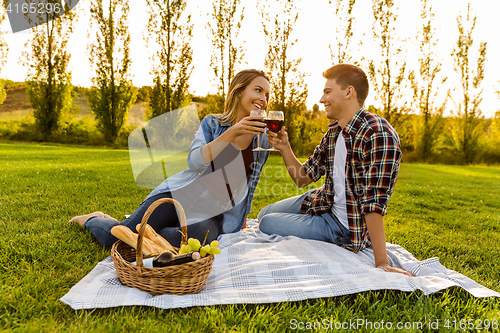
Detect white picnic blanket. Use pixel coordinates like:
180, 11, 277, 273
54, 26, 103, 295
60, 220, 499, 310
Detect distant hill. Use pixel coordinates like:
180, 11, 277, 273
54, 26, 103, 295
0, 87, 147, 126
0, 87, 32, 112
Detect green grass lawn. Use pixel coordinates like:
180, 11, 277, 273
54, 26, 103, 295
0, 142, 499, 332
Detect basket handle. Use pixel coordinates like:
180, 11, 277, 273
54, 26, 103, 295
135, 198, 188, 268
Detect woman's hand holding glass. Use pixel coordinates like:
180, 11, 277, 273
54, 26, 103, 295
228, 114, 267, 138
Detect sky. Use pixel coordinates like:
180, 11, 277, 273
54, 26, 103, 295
1, 0, 500, 117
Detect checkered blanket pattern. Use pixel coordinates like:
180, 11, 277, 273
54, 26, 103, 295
60, 220, 499, 310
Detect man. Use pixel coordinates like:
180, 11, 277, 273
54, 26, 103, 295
258, 64, 413, 276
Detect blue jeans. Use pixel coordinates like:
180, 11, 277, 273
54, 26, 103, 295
84, 192, 222, 249
257, 190, 351, 245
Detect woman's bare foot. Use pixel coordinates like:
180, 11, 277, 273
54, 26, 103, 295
68, 211, 106, 228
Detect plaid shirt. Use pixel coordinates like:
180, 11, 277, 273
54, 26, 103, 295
301, 108, 402, 253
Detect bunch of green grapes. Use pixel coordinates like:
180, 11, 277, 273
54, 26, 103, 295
178, 238, 221, 258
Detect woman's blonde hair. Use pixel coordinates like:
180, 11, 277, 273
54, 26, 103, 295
215, 69, 269, 125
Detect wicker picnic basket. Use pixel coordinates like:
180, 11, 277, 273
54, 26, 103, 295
111, 198, 215, 295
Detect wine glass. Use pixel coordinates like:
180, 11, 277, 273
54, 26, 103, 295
264, 111, 284, 152
250, 109, 266, 151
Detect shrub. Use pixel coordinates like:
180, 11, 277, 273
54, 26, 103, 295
136, 86, 152, 102
197, 94, 224, 121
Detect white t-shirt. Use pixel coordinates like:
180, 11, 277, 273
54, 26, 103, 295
331, 131, 349, 230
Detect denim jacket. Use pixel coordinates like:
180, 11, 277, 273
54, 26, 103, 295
144, 115, 270, 233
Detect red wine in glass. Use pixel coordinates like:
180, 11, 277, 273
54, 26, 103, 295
264, 111, 284, 152
251, 109, 266, 151
265, 119, 284, 133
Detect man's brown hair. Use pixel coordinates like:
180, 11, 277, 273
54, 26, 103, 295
322, 64, 369, 106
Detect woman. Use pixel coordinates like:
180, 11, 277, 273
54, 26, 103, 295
70, 69, 271, 248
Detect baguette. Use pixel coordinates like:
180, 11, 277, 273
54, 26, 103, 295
135, 224, 177, 254
111, 225, 162, 256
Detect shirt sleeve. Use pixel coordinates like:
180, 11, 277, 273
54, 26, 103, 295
359, 129, 401, 216
187, 116, 212, 171
302, 131, 329, 182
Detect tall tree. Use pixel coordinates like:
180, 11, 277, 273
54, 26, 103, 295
328, 0, 358, 65
483, 86, 500, 162
448, 3, 487, 164
408, 0, 446, 162
487, 110, 500, 161
261, 0, 308, 152
20, 0, 78, 136
368, 0, 407, 126
0, 5, 9, 105
144, 0, 193, 119
87, 0, 136, 143
207, 0, 245, 98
